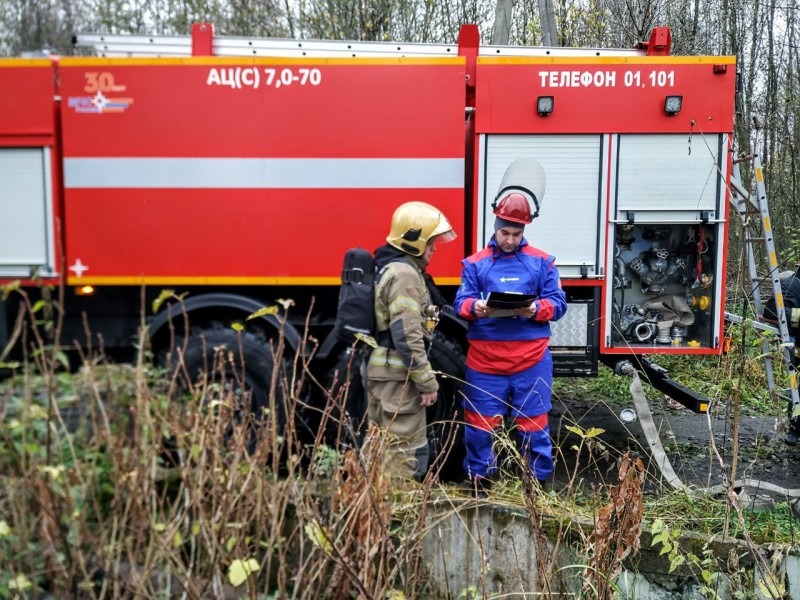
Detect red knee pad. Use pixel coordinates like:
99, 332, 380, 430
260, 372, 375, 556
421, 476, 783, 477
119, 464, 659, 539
515, 413, 548, 432
465, 410, 503, 432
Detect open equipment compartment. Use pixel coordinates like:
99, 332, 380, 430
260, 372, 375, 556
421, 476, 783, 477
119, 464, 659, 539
606, 133, 728, 352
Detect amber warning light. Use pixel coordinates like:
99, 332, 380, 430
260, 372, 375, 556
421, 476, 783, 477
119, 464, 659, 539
74, 285, 96, 296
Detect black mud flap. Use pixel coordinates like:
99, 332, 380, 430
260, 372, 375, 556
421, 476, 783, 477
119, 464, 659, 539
600, 355, 710, 413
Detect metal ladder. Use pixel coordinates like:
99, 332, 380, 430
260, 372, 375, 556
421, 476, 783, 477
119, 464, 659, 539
72, 29, 646, 59
727, 153, 800, 416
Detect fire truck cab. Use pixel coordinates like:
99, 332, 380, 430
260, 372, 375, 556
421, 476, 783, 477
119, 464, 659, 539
0, 25, 736, 421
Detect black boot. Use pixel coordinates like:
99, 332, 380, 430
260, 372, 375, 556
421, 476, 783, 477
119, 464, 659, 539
785, 402, 800, 446
522, 476, 553, 497
471, 476, 492, 499
786, 419, 800, 446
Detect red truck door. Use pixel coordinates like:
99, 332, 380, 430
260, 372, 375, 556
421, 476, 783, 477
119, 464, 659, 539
0, 60, 60, 283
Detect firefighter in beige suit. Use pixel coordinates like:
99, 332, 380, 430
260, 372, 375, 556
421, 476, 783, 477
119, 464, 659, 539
366, 201, 457, 479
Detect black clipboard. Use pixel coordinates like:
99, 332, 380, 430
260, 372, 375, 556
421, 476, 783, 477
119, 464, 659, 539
486, 291, 537, 309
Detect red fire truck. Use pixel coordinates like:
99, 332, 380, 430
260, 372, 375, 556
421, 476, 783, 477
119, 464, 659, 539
0, 25, 736, 431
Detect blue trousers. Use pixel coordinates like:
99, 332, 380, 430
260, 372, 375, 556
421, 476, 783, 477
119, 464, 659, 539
462, 352, 554, 480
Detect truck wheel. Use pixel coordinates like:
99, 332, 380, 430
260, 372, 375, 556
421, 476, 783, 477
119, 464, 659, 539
320, 347, 368, 450
427, 331, 466, 481
319, 332, 465, 481
165, 325, 285, 452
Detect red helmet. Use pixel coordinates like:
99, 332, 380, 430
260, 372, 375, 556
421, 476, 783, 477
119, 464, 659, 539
493, 192, 534, 224
492, 158, 545, 223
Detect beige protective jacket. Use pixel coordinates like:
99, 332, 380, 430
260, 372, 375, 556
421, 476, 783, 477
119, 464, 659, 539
366, 257, 439, 394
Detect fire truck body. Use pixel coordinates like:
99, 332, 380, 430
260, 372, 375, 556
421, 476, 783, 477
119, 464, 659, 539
0, 26, 736, 412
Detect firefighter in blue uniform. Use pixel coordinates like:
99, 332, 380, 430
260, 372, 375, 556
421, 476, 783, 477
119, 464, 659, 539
454, 158, 567, 490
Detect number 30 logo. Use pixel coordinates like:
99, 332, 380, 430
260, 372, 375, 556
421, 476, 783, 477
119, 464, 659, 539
83, 72, 125, 93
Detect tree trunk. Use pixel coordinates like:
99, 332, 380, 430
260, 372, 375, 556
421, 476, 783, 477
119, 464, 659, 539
491, 0, 512, 44
537, 0, 558, 46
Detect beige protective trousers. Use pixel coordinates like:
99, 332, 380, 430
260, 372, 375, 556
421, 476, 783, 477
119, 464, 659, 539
366, 378, 429, 480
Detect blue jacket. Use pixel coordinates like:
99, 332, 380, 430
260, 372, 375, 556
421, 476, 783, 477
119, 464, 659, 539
454, 237, 567, 343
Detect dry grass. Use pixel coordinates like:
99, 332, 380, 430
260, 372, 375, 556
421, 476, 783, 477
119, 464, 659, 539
0, 285, 795, 598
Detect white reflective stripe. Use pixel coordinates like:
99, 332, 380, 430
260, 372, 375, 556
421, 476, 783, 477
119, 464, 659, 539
410, 369, 435, 384
368, 353, 409, 369
388, 295, 420, 314
368, 351, 434, 377
63, 157, 464, 189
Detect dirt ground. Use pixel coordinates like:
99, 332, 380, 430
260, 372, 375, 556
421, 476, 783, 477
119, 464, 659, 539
549, 390, 800, 498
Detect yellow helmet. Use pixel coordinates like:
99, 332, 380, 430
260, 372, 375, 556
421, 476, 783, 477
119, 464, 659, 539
386, 201, 457, 256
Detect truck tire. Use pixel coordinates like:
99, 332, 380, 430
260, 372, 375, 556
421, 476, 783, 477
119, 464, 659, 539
320, 332, 465, 480
427, 331, 466, 481
165, 325, 285, 451
320, 347, 368, 450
